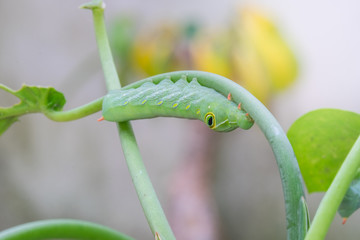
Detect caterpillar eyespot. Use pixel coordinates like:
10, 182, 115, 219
102, 76, 254, 131
205, 112, 216, 129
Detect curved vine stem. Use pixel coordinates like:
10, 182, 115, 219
125, 71, 309, 240
82, 1, 176, 239
44, 97, 103, 122
0, 219, 134, 240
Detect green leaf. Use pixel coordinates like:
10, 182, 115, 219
338, 171, 360, 219
287, 108, 360, 193
0, 84, 66, 135
0, 117, 18, 135
45, 88, 66, 111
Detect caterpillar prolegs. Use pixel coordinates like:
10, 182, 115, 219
102, 76, 254, 132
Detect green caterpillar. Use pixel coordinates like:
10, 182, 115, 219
102, 76, 254, 132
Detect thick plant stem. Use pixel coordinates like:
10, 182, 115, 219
83, 1, 176, 239
126, 71, 309, 240
0, 219, 134, 240
304, 135, 360, 240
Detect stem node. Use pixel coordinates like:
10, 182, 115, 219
80, 0, 105, 10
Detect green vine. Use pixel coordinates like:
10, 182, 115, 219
44, 97, 103, 121
81, 1, 176, 239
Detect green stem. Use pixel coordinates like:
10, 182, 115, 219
117, 121, 175, 238
304, 135, 360, 240
44, 97, 103, 121
0, 81, 103, 122
81, 0, 120, 90
83, 1, 175, 239
126, 71, 309, 240
0, 219, 134, 240
0, 97, 102, 122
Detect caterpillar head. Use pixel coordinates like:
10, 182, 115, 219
203, 104, 254, 132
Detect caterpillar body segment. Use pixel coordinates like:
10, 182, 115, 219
102, 76, 254, 131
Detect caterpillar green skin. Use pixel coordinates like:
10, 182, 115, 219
102, 76, 254, 131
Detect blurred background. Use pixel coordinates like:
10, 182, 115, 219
0, 0, 359, 239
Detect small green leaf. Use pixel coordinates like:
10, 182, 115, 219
338, 171, 360, 218
287, 109, 360, 193
0, 84, 66, 135
45, 88, 66, 111
0, 117, 18, 135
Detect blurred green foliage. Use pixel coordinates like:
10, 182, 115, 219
109, 7, 298, 104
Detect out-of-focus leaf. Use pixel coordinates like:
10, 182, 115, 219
192, 32, 232, 78
110, 17, 135, 62
339, 171, 360, 219
109, 16, 136, 84
240, 8, 298, 91
0, 117, 18, 135
0, 84, 66, 135
232, 35, 271, 103
287, 109, 360, 193
230, 8, 298, 104
132, 24, 178, 76
113, 7, 298, 104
